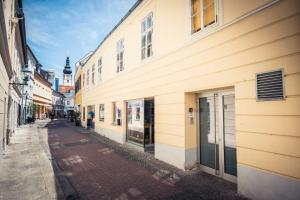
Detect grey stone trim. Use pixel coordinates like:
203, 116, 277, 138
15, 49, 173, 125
155, 142, 185, 169
238, 164, 300, 200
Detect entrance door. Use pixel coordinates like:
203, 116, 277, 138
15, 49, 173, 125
199, 91, 237, 182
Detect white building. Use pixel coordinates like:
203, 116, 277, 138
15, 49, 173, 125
0, 0, 27, 152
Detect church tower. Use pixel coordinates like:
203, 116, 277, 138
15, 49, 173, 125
63, 56, 72, 86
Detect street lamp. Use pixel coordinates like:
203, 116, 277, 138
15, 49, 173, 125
9, 64, 32, 86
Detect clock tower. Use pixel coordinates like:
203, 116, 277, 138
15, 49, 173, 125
63, 56, 72, 86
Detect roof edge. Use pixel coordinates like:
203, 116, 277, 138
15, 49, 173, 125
83, 0, 144, 68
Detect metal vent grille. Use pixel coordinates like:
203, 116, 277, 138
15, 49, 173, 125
256, 69, 284, 101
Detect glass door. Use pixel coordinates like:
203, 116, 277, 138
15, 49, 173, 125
222, 94, 237, 177
199, 94, 220, 174
199, 91, 237, 181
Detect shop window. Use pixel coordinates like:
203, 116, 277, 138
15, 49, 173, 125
191, 0, 217, 33
99, 104, 104, 121
116, 39, 124, 73
141, 12, 153, 60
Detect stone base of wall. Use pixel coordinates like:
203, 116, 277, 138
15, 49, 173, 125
96, 127, 125, 144
238, 164, 300, 200
154, 142, 186, 169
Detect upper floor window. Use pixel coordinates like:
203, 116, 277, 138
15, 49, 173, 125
87, 69, 90, 86
98, 57, 102, 82
82, 73, 85, 88
191, 0, 217, 33
141, 13, 153, 60
116, 39, 124, 73
92, 64, 95, 85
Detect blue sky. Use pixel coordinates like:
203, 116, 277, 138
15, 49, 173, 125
24, 0, 137, 81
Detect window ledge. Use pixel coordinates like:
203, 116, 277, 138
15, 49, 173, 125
190, 22, 219, 42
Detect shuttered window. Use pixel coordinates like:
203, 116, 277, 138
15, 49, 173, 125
256, 69, 284, 101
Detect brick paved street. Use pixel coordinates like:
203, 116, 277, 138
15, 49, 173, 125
46, 119, 246, 200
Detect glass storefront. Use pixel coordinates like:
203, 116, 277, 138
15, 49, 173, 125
126, 99, 154, 149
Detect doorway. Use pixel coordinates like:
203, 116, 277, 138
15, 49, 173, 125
198, 91, 237, 182
126, 98, 155, 153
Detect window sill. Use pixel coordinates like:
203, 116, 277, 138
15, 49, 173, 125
111, 122, 122, 126
190, 22, 219, 42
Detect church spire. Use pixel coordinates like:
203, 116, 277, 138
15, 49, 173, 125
63, 56, 72, 74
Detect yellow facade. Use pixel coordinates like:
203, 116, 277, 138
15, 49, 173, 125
80, 1, 300, 199
74, 68, 83, 118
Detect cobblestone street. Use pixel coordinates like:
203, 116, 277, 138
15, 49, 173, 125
47, 119, 245, 200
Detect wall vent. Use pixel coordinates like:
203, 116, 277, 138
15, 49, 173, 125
256, 69, 284, 101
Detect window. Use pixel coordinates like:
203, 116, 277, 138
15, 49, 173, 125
83, 106, 86, 121
116, 39, 124, 72
92, 64, 95, 85
99, 104, 104, 121
191, 0, 216, 33
67, 100, 70, 105
82, 73, 85, 88
98, 57, 102, 82
141, 13, 153, 60
87, 69, 90, 86
112, 102, 121, 125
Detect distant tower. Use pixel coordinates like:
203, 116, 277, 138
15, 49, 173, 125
63, 56, 72, 86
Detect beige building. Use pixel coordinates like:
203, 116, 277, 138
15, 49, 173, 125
0, 0, 27, 152
33, 66, 52, 119
80, 0, 300, 199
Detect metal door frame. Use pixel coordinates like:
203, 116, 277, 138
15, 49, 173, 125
197, 90, 237, 183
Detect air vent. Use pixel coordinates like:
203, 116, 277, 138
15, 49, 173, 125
256, 69, 284, 101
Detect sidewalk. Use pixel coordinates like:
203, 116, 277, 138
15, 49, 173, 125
0, 120, 65, 200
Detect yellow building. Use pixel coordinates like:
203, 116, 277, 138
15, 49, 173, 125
80, 1, 300, 199
74, 52, 93, 120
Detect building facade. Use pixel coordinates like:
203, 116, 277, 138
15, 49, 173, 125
80, 0, 300, 200
23, 46, 36, 122
0, 0, 27, 152
74, 52, 93, 118
33, 63, 52, 119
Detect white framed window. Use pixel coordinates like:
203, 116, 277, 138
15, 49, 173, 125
98, 57, 102, 82
99, 104, 104, 121
141, 12, 153, 60
92, 64, 95, 85
191, 0, 217, 33
86, 69, 90, 87
82, 73, 85, 88
116, 39, 124, 73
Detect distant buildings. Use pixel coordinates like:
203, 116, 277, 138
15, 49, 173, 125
52, 90, 64, 118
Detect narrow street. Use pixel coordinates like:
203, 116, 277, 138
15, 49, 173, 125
1, 119, 246, 200
47, 120, 243, 200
